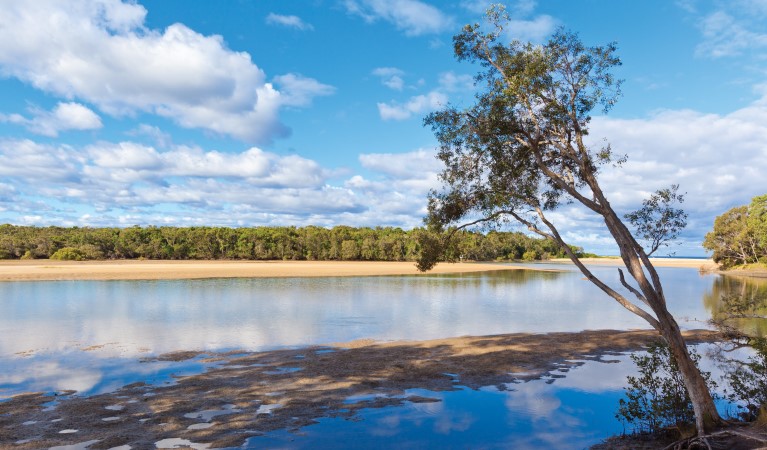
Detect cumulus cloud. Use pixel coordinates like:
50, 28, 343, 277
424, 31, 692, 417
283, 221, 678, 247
344, 0, 453, 36
0, 102, 102, 137
272, 74, 335, 107
506, 15, 558, 42
347, 148, 443, 221
377, 91, 447, 120
265, 13, 314, 31
0, 138, 443, 230
372, 67, 405, 90
0, 138, 337, 216
0, 0, 332, 143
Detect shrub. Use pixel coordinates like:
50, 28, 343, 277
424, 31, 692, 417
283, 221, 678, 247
522, 250, 539, 261
78, 244, 104, 260
20, 250, 35, 260
50, 247, 86, 261
726, 338, 767, 422
616, 342, 716, 435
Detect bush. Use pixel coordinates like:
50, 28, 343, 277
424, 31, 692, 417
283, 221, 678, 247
726, 338, 767, 422
522, 250, 539, 261
20, 250, 35, 260
617, 342, 716, 435
50, 247, 86, 261
78, 244, 104, 260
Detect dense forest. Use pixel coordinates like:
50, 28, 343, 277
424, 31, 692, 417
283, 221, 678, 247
0, 224, 590, 262
704, 194, 767, 268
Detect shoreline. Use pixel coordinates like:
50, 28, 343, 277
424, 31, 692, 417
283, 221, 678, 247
0, 257, 713, 281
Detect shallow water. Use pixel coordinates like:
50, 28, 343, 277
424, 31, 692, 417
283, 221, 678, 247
0, 264, 724, 397
0, 263, 759, 448
250, 344, 743, 450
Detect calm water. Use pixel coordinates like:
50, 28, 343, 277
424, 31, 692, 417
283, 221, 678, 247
0, 263, 761, 448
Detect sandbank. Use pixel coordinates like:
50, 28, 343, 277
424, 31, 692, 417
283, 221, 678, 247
0, 260, 522, 282
553, 257, 717, 270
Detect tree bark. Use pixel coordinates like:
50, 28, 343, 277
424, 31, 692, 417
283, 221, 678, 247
655, 307, 723, 434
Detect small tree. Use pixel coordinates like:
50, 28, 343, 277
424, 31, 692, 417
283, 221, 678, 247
617, 342, 715, 436
418, 6, 723, 434
703, 194, 767, 268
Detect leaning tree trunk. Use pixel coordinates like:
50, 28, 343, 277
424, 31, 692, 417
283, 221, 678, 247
602, 208, 725, 435
655, 306, 723, 434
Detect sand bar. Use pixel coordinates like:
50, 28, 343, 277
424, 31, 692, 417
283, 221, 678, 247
0, 260, 525, 281
554, 257, 717, 270
0, 258, 717, 281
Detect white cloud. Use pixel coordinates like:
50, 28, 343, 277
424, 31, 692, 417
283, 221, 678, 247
128, 124, 173, 148
0, 138, 443, 230
461, 0, 557, 42
560, 101, 767, 254
506, 15, 558, 42
438, 71, 474, 92
359, 148, 442, 179
695, 11, 767, 58
377, 91, 447, 120
372, 67, 405, 91
0, 1, 332, 144
265, 13, 314, 31
272, 73, 335, 107
0, 102, 102, 137
344, 0, 453, 36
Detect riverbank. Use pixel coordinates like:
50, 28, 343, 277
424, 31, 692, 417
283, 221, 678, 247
0, 329, 721, 449
0, 260, 522, 281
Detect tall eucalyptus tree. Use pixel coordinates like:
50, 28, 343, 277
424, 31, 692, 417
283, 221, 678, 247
418, 7, 723, 434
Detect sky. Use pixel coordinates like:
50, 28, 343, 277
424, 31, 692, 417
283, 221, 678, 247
0, 0, 766, 256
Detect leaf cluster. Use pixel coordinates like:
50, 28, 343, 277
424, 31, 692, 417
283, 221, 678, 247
624, 184, 687, 256
425, 16, 623, 235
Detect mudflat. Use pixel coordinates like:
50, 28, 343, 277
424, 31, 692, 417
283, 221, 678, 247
0, 329, 721, 449
0, 260, 521, 281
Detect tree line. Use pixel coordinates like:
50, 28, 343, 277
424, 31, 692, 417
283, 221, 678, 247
0, 224, 590, 262
704, 194, 767, 268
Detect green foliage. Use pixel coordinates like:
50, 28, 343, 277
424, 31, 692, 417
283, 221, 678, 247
617, 342, 716, 435
50, 247, 86, 261
624, 184, 687, 256
725, 338, 767, 421
0, 224, 580, 264
704, 194, 767, 268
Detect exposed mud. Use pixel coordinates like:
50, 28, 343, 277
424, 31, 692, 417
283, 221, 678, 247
0, 329, 721, 449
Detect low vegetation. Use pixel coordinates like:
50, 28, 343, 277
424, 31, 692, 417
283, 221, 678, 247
616, 343, 716, 437
0, 224, 591, 262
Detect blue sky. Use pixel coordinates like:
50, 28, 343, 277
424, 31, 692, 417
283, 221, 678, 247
0, 0, 766, 256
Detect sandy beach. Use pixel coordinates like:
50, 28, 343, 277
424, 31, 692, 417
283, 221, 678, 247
0, 258, 715, 281
555, 257, 717, 270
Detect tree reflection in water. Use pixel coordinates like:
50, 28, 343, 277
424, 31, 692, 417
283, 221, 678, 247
704, 275, 767, 337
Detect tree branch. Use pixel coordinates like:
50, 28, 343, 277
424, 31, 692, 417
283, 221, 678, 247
507, 207, 661, 329
618, 268, 650, 307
